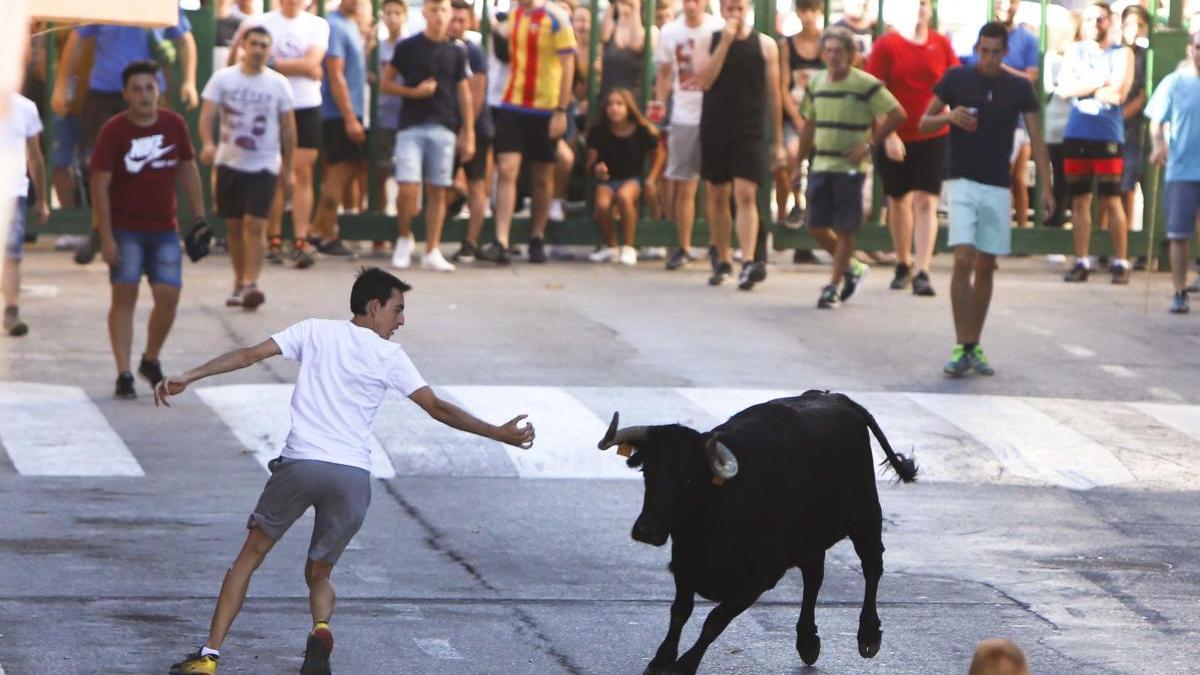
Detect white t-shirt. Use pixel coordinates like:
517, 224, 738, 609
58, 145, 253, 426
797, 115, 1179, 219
271, 319, 428, 472
203, 65, 295, 174
243, 11, 330, 110
655, 14, 723, 126
3, 94, 42, 197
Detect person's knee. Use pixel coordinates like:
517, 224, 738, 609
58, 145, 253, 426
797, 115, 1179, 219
305, 559, 334, 586
953, 247, 976, 272
976, 254, 997, 275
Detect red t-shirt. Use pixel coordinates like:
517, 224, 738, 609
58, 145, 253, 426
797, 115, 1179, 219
866, 31, 959, 143
89, 109, 195, 233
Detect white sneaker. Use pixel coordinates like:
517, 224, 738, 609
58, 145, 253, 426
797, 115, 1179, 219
548, 199, 565, 222
588, 246, 619, 263
639, 246, 667, 260
421, 248, 456, 272
618, 245, 638, 266
391, 235, 415, 269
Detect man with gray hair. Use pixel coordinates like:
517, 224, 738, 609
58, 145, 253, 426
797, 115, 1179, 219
798, 26, 905, 308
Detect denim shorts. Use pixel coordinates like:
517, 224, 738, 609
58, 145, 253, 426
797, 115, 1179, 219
1164, 181, 1200, 241
51, 115, 81, 169
394, 123, 457, 187
946, 178, 1013, 256
5, 198, 25, 261
109, 228, 183, 288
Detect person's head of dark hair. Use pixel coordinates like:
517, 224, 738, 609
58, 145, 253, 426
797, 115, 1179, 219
795, 0, 823, 12
1088, 0, 1113, 17
383, 0, 408, 8
1121, 4, 1149, 25
451, 0, 472, 10
244, 25, 273, 44
121, 60, 160, 88
978, 21, 1009, 50
350, 267, 412, 315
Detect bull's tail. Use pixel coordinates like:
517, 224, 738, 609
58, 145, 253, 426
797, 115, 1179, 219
838, 393, 918, 483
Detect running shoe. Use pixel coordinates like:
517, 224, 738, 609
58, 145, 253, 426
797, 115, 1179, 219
588, 246, 618, 263
548, 198, 565, 222
1170, 291, 1190, 315
1111, 262, 1131, 285
912, 270, 936, 297
225, 286, 244, 307
890, 262, 911, 290
391, 235, 415, 269
477, 240, 511, 265
138, 357, 164, 387
115, 372, 136, 400
291, 241, 316, 269
817, 283, 839, 309
665, 247, 690, 270
708, 245, 718, 271
618, 245, 638, 266
1064, 261, 1089, 282
301, 623, 334, 675
784, 205, 804, 229
241, 285, 265, 310
527, 237, 547, 263
169, 650, 219, 675
73, 230, 101, 265
266, 237, 285, 265
969, 345, 995, 376
840, 259, 869, 301
3, 306, 27, 337
737, 261, 767, 291
317, 238, 356, 259
421, 248, 456, 272
451, 240, 478, 263
943, 344, 971, 377
709, 261, 732, 286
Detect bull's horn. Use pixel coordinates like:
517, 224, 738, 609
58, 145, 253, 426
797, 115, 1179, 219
705, 437, 739, 480
597, 412, 651, 450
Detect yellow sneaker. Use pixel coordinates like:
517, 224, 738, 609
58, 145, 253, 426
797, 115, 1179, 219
168, 650, 218, 674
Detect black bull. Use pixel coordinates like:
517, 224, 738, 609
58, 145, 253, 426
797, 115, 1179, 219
597, 390, 918, 674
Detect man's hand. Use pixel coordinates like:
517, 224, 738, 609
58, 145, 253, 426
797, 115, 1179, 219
1150, 144, 1167, 168
720, 17, 741, 43
772, 143, 788, 170
282, 173, 296, 203
344, 116, 366, 144
34, 200, 49, 226
154, 375, 189, 407
548, 110, 567, 139
884, 133, 906, 162
843, 141, 871, 165
200, 142, 217, 166
643, 177, 658, 205
100, 236, 119, 267
949, 106, 978, 132
1042, 190, 1056, 222
647, 100, 666, 124
180, 83, 199, 110
494, 414, 536, 449
51, 87, 69, 117
413, 78, 438, 99
457, 132, 475, 163
594, 161, 610, 181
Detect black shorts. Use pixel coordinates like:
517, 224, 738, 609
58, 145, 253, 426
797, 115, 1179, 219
294, 106, 323, 150
875, 135, 947, 199
699, 128, 764, 185
458, 136, 491, 181
806, 172, 866, 232
1063, 138, 1124, 198
322, 117, 365, 165
216, 166, 278, 220
494, 109, 556, 163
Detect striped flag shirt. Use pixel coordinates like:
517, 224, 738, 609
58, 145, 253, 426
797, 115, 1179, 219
501, 4, 577, 113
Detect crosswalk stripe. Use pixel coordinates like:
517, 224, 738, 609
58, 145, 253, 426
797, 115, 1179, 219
194, 384, 396, 479
908, 393, 1136, 490
413, 638, 465, 660
1130, 402, 1200, 444
372, 391, 518, 477
0, 382, 143, 477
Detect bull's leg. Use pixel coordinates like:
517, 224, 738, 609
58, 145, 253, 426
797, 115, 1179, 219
671, 590, 762, 674
850, 528, 885, 659
644, 579, 695, 675
795, 551, 826, 665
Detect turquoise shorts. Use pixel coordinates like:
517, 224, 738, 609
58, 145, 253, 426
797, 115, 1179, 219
946, 179, 1012, 256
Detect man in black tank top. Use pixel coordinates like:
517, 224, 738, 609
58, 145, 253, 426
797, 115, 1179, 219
695, 0, 784, 290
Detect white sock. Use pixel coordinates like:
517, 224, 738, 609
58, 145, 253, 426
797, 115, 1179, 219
200, 646, 220, 657
1076, 257, 1091, 269
1113, 258, 1129, 269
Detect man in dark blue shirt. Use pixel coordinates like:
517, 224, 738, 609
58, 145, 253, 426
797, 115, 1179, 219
919, 21, 1053, 378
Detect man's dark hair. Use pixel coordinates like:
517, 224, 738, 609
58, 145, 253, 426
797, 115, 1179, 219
795, 0, 823, 11
1121, 4, 1149, 25
978, 21, 1009, 49
350, 267, 411, 315
121, 60, 160, 88
243, 25, 273, 43
382, 0, 407, 7
1088, 0, 1113, 17
451, 0, 472, 10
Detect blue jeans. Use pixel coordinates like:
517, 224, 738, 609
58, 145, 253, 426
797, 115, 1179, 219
5, 198, 25, 261
109, 228, 183, 288
393, 124, 457, 187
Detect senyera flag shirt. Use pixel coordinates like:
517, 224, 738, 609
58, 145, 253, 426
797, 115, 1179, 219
501, 4, 577, 114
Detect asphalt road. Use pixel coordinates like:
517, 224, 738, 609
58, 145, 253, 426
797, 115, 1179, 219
1, 245, 1198, 674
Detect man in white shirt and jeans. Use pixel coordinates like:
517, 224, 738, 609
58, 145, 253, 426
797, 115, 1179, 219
159, 267, 535, 675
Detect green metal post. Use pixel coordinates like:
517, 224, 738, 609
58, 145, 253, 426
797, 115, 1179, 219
869, 0, 885, 225
1032, 0, 1047, 227
755, 0, 775, 233
43, 27, 57, 206
642, 0, 656, 109
481, 0, 492, 52
185, 7, 216, 224
587, 0, 601, 115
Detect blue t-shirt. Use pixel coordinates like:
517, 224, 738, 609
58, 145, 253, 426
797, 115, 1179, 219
961, 24, 1039, 74
77, 8, 190, 93
377, 36, 404, 130
1146, 69, 1200, 182
463, 39, 495, 139
1063, 42, 1127, 143
320, 10, 366, 120
933, 65, 1039, 188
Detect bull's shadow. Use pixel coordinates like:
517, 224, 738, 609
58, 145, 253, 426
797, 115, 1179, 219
597, 389, 917, 675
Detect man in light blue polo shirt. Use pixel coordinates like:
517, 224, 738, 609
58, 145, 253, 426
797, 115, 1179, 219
1147, 30, 1200, 314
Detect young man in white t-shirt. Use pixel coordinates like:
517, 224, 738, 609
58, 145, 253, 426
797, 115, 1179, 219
201, 26, 297, 310
229, 0, 329, 269
158, 268, 535, 675
2, 93, 50, 337
650, 0, 722, 271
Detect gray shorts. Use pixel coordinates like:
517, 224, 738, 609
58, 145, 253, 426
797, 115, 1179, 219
248, 456, 372, 564
665, 124, 702, 181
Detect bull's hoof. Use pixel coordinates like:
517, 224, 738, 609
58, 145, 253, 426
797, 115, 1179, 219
796, 634, 821, 665
642, 657, 677, 675
858, 639, 881, 659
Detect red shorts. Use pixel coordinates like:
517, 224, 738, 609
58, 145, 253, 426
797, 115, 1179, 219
1063, 139, 1123, 197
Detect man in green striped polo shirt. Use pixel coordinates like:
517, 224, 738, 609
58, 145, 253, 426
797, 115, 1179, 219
798, 26, 906, 309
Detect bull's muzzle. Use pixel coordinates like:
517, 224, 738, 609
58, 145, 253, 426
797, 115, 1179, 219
632, 518, 669, 546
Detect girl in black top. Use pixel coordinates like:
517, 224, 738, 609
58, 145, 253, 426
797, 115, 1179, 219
775, 0, 826, 225
586, 88, 665, 265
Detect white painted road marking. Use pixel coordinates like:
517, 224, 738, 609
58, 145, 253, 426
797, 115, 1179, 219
1060, 344, 1097, 358
909, 393, 1135, 490
1131, 402, 1200, 444
194, 384, 396, 479
1146, 387, 1184, 402
413, 638, 465, 660
1099, 365, 1137, 379
0, 382, 143, 476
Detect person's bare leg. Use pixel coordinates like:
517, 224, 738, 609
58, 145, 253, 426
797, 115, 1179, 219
314, 162, 355, 242
291, 149, 319, 241
242, 216, 267, 286
1071, 193, 1093, 259
394, 182, 420, 240
305, 558, 336, 624
143, 283, 180, 363
1011, 143, 1030, 228
831, 231, 855, 285
465, 178, 488, 246
887, 193, 914, 266
706, 181, 733, 264
554, 140, 573, 206
2, 258, 19, 308
530, 161, 555, 239
52, 167, 76, 208
912, 191, 939, 275
1102, 194, 1128, 261
204, 527, 277, 650
616, 181, 641, 246
810, 226, 838, 257
494, 152, 521, 247
593, 186, 616, 247
1171, 239, 1189, 292
950, 245, 974, 344
773, 166, 790, 223
108, 283, 139, 374
267, 186, 284, 241
225, 220, 246, 288
967, 252, 996, 344
732, 178, 759, 262
673, 179, 698, 251
424, 184, 448, 253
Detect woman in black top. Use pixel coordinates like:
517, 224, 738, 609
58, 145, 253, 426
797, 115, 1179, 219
776, 0, 826, 226
586, 88, 666, 265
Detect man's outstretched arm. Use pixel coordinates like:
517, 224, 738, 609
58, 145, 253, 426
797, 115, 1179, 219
409, 387, 535, 449
154, 338, 282, 406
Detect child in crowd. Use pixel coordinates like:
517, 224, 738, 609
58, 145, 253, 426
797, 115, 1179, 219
586, 88, 664, 265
